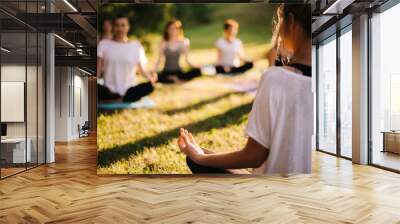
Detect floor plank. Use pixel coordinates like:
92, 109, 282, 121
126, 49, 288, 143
0, 135, 399, 223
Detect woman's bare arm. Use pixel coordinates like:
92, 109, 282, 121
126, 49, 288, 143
195, 138, 269, 169
216, 48, 222, 65
97, 57, 103, 78
178, 128, 269, 169
183, 39, 197, 68
138, 62, 157, 84
153, 41, 165, 72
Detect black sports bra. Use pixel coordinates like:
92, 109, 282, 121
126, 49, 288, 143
274, 59, 311, 77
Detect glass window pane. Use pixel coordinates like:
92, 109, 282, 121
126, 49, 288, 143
27, 31, 38, 169
38, 33, 45, 165
318, 37, 337, 154
1, 31, 28, 177
340, 29, 352, 158
26, 0, 40, 169
371, 3, 400, 171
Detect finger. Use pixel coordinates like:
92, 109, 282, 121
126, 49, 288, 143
181, 129, 187, 138
188, 133, 196, 144
182, 133, 191, 146
177, 138, 182, 148
179, 130, 185, 142
178, 138, 185, 149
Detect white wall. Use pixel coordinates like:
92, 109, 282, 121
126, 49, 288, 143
55, 67, 89, 141
1, 64, 46, 164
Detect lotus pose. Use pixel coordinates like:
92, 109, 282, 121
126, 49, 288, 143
178, 4, 313, 174
154, 19, 201, 84
215, 19, 253, 75
97, 15, 157, 103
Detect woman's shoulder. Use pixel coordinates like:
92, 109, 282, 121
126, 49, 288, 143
128, 40, 144, 49
215, 37, 224, 44
260, 66, 288, 83
98, 38, 111, 46
261, 66, 310, 85
234, 38, 243, 44
182, 38, 190, 46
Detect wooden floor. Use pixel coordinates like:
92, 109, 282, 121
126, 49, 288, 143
372, 151, 400, 171
1, 136, 400, 223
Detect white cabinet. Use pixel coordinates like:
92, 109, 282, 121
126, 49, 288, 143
1, 138, 32, 163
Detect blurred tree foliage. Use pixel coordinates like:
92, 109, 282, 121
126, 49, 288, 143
172, 5, 211, 25
98, 4, 213, 37
98, 4, 170, 37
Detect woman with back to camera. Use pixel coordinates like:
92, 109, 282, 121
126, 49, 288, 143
153, 19, 201, 84
177, 4, 313, 175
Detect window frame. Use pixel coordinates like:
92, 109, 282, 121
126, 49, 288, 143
315, 23, 353, 161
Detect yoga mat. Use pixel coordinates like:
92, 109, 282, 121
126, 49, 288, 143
98, 97, 155, 110
223, 79, 258, 96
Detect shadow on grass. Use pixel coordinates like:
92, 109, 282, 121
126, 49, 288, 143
98, 109, 123, 116
98, 102, 253, 167
163, 92, 244, 115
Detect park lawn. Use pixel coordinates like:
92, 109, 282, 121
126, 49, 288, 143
97, 76, 253, 174
97, 3, 275, 174
97, 43, 269, 174
184, 23, 271, 50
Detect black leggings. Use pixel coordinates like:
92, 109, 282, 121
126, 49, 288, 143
98, 82, 154, 103
215, 61, 253, 75
158, 68, 201, 84
186, 156, 230, 174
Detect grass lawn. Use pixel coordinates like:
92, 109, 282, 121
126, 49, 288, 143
98, 77, 253, 174
97, 4, 274, 174
97, 43, 270, 174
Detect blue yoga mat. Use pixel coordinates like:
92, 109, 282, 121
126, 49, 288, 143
98, 97, 156, 110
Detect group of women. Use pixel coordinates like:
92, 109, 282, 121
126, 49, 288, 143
97, 17, 253, 103
98, 4, 313, 175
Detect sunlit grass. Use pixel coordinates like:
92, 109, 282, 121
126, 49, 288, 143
98, 8, 273, 174
97, 74, 257, 174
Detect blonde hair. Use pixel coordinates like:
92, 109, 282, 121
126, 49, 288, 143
223, 19, 239, 30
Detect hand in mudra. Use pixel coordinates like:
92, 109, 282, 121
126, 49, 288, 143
177, 128, 205, 159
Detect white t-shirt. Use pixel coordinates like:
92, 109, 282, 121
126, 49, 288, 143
246, 66, 313, 174
97, 39, 147, 96
215, 38, 243, 67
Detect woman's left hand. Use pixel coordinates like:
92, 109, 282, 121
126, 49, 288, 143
177, 128, 204, 160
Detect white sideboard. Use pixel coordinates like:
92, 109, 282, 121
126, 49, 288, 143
1, 138, 32, 163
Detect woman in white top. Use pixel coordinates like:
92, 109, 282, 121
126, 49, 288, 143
153, 19, 201, 84
215, 19, 253, 75
97, 15, 157, 103
177, 4, 313, 175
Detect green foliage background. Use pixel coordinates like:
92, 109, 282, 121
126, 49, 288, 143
98, 3, 277, 50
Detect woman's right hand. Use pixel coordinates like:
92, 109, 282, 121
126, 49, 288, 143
177, 128, 205, 160
149, 71, 158, 84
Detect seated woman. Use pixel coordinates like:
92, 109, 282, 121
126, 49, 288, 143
178, 4, 313, 175
154, 19, 201, 84
97, 15, 157, 103
215, 19, 253, 75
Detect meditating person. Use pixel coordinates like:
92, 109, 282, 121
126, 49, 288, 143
100, 19, 113, 41
178, 4, 313, 174
97, 15, 157, 103
215, 19, 253, 75
154, 19, 201, 84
